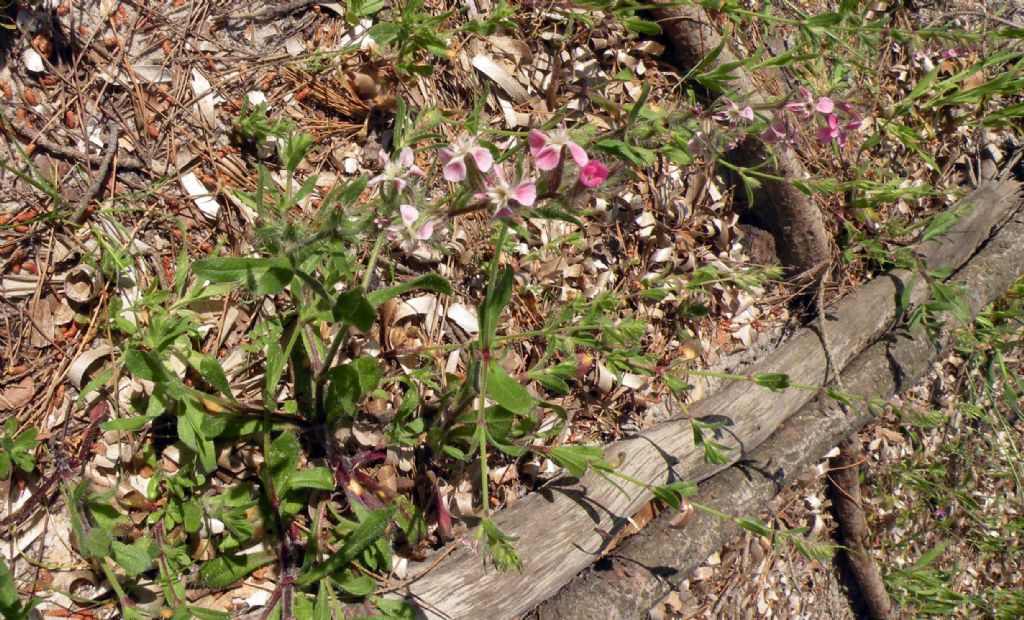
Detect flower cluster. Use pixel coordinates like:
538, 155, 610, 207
693, 86, 862, 156
441, 125, 609, 220
369, 125, 609, 250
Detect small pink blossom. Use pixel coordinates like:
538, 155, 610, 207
837, 102, 863, 131
528, 126, 589, 171
439, 137, 493, 182
687, 131, 718, 158
388, 204, 434, 251
713, 97, 755, 125
784, 87, 834, 120
816, 114, 845, 146
369, 147, 425, 193
760, 118, 797, 147
578, 160, 609, 188
482, 166, 536, 219
399, 204, 434, 240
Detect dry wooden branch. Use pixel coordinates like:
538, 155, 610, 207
537, 205, 1024, 618
829, 439, 892, 619
650, 1, 831, 274
70, 121, 119, 225
393, 179, 1022, 619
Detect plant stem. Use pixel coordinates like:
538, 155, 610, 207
477, 223, 510, 515
362, 231, 387, 290
477, 365, 491, 516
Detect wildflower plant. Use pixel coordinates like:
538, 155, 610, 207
97, 100, 627, 615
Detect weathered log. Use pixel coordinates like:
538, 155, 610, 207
395, 179, 1021, 620
535, 204, 1024, 619
651, 1, 831, 274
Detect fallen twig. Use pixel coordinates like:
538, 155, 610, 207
70, 121, 119, 225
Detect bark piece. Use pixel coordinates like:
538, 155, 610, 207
393, 180, 1022, 619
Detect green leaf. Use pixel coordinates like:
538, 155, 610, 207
479, 266, 514, 346
192, 257, 293, 295
196, 354, 233, 399
825, 388, 853, 407
269, 430, 301, 487
81, 527, 112, 559
804, 11, 842, 26
664, 375, 693, 394
736, 517, 774, 537
753, 373, 790, 392
529, 370, 570, 396
366, 274, 453, 306
333, 176, 368, 207
123, 348, 167, 382
594, 139, 656, 167
198, 552, 276, 588
0, 559, 35, 620
100, 414, 160, 432
920, 210, 959, 243
368, 22, 402, 46
548, 445, 604, 478
333, 287, 376, 332
896, 65, 941, 115
296, 506, 396, 586
183, 500, 203, 533
76, 366, 113, 406
313, 580, 334, 620
112, 538, 156, 578
623, 17, 661, 35
282, 133, 314, 174
325, 358, 383, 419
371, 598, 416, 620
483, 405, 515, 443
187, 607, 232, 620
652, 480, 698, 511
288, 467, 336, 492
334, 571, 376, 596
479, 517, 521, 572
485, 362, 534, 415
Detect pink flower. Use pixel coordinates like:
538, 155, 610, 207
369, 147, 425, 193
713, 97, 755, 125
687, 131, 718, 158
784, 87, 834, 120
483, 166, 536, 219
528, 126, 589, 171
387, 205, 434, 253
439, 137, 493, 182
816, 114, 845, 146
837, 102, 863, 131
816, 101, 863, 147
578, 160, 609, 188
760, 118, 797, 147
399, 204, 434, 240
